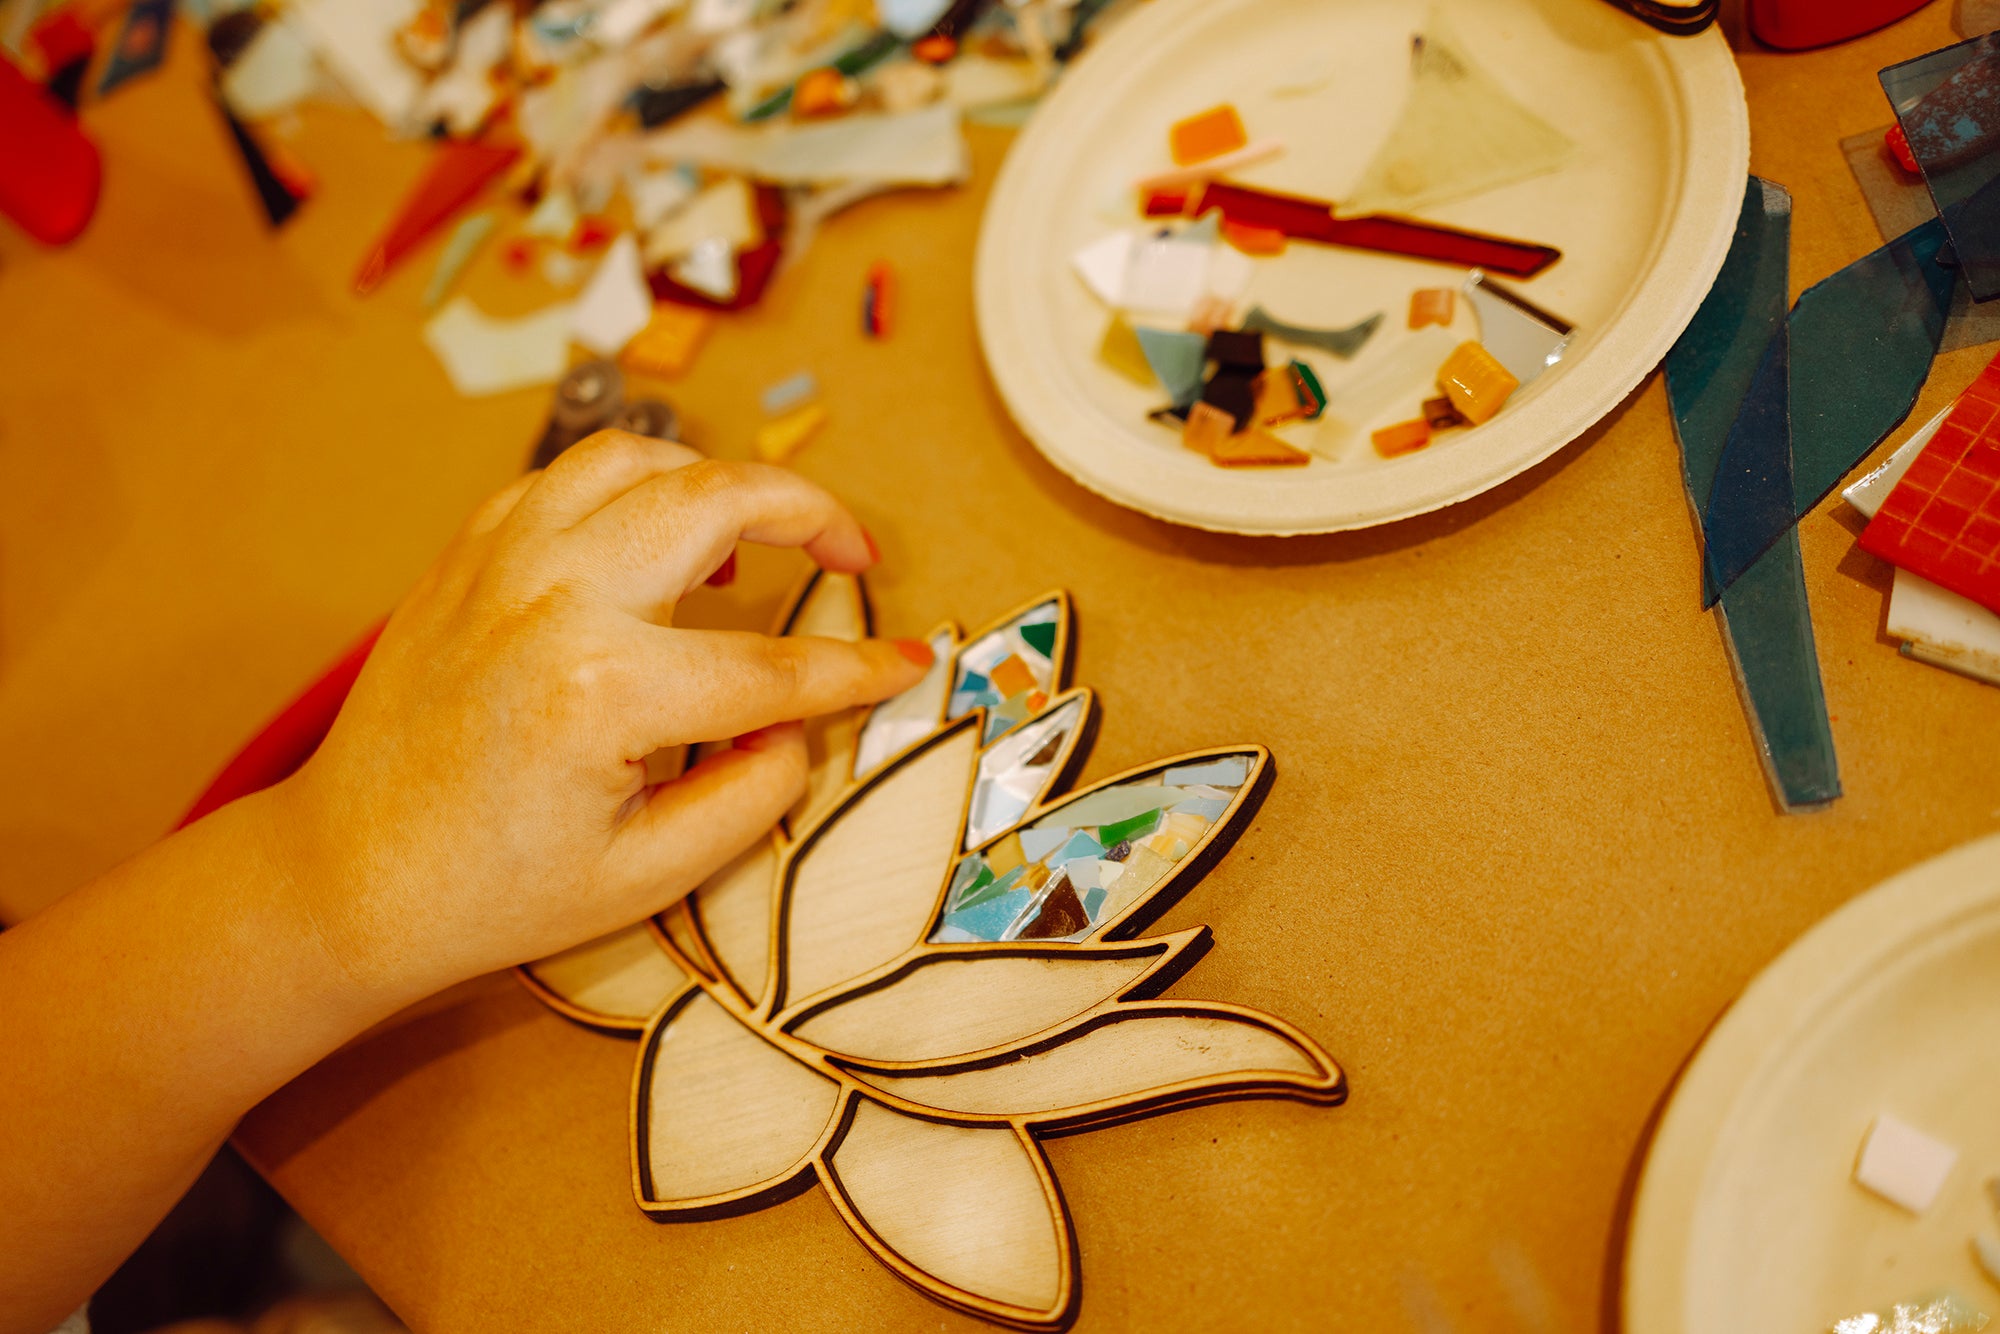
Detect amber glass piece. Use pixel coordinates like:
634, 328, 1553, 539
1169, 104, 1248, 166
621, 306, 712, 380
989, 654, 1036, 698
1255, 369, 1307, 424
1181, 400, 1234, 457
1222, 220, 1285, 255
1211, 429, 1309, 467
1421, 395, 1465, 430
1408, 288, 1455, 329
1437, 341, 1518, 424
1017, 877, 1090, 939
1371, 418, 1432, 457
1097, 315, 1155, 387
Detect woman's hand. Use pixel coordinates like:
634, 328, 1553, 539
267, 431, 930, 1006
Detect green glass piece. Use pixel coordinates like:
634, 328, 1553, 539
1096, 807, 1162, 847
832, 30, 901, 77
1718, 533, 1840, 809
958, 863, 1024, 910
1020, 620, 1057, 657
1289, 358, 1327, 419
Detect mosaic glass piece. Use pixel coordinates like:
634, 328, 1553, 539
1201, 365, 1260, 431
1098, 314, 1156, 386
1223, 221, 1286, 255
1242, 304, 1382, 360
1859, 346, 2000, 614
1663, 176, 1840, 811
1829, 1293, 1990, 1334
1408, 288, 1455, 329
1182, 400, 1234, 458
949, 600, 1062, 743
1071, 229, 1133, 305
1212, 429, 1310, 467
965, 694, 1086, 848
1319, 214, 1559, 279
1169, 104, 1249, 166
1422, 394, 1466, 430
353, 139, 520, 294
1437, 341, 1518, 424
1206, 328, 1263, 369
930, 758, 1250, 944
1372, 417, 1432, 457
1341, 14, 1576, 216
1122, 228, 1212, 318
1135, 326, 1207, 408
854, 627, 957, 779
1460, 271, 1572, 387
1882, 33, 2000, 301
1289, 360, 1328, 419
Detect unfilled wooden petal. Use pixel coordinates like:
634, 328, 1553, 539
689, 835, 780, 1005
789, 944, 1168, 1062
854, 625, 957, 780
519, 923, 687, 1030
825, 1098, 1068, 1324
638, 991, 840, 1206
780, 720, 979, 1006
848, 1005, 1339, 1122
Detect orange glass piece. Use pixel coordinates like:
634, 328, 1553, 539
1025, 690, 1049, 712
793, 68, 854, 117
1437, 341, 1519, 424
1408, 288, 1455, 329
1255, 369, 1307, 424
353, 138, 520, 295
1212, 427, 1310, 467
1371, 418, 1432, 457
1222, 220, 1286, 255
989, 654, 1036, 698
571, 215, 617, 250
620, 305, 711, 379
1181, 401, 1235, 458
1187, 294, 1234, 335
912, 34, 956, 63
1169, 104, 1248, 167
1421, 395, 1465, 431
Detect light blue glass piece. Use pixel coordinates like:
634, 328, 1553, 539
1170, 797, 1229, 820
1135, 326, 1208, 409
1181, 210, 1221, 245
932, 924, 982, 943
1054, 831, 1105, 864
942, 889, 1033, 941
1082, 886, 1108, 921
1163, 756, 1249, 787
1020, 826, 1072, 862
945, 854, 986, 903
876, 0, 954, 37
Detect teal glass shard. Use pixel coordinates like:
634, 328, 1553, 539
1135, 326, 1208, 409
1663, 176, 1841, 812
1241, 304, 1383, 359
942, 889, 1032, 941
1881, 34, 2000, 302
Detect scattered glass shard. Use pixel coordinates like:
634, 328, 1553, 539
1882, 33, 2000, 301
422, 210, 496, 310
1222, 220, 1286, 255
1169, 104, 1248, 166
1133, 140, 1284, 195
1460, 271, 1572, 387
640, 102, 969, 187
761, 370, 819, 416
215, 99, 311, 229
1289, 360, 1327, 419
620, 304, 711, 379
754, 402, 827, 463
1098, 315, 1156, 386
1121, 229, 1212, 319
219, 15, 318, 119
1889, 566, 2000, 683
1341, 12, 1576, 216
572, 233, 655, 357
1372, 418, 1431, 457
1311, 326, 1459, 456
642, 176, 758, 265
1205, 329, 1262, 369
625, 162, 700, 230
1839, 127, 2000, 355
1201, 365, 1259, 430
1846, 407, 1949, 518
1408, 287, 1455, 329
1242, 305, 1382, 359
862, 259, 896, 338
423, 296, 576, 397
1197, 182, 1560, 276
353, 138, 519, 294
1859, 347, 2000, 614
1211, 428, 1309, 467
670, 237, 741, 302
965, 695, 1086, 847
1071, 229, 1134, 305
1422, 394, 1466, 431
1437, 341, 1518, 424
1182, 401, 1234, 458
931, 757, 1252, 943
1704, 216, 1954, 603
1135, 326, 1207, 408
1663, 175, 1840, 811
1828, 1295, 1989, 1334
855, 627, 957, 779
949, 600, 1061, 743
293, 0, 423, 129
97, 0, 174, 97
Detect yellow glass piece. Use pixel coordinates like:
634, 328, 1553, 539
1097, 315, 1155, 386
1437, 340, 1518, 424
755, 403, 828, 463
620, 304, 711, 380
985, 832, 1026, 879
1211, 427, 1310, 468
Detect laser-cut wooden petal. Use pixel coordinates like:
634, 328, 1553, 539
636, 990, 841, 1210
821, 1097, 1071, 1328
854, 623, 958, 781
844, 1004, 1341, 1125
788, 936, 1191, 1063
688, 834, 780, 1005
779, 570, 871, 835
779, 719, 980, 1008
963, 691, 1091, 850
946, 594, 1070, 746
517, 924, 687, 1033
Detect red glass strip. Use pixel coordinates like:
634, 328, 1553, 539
1198, 182, 1559, 277
352, 139, 521, 294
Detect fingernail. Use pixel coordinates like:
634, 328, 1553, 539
892, 637, 933, 668
861, 527, 881, 565
706, 551, 737, 587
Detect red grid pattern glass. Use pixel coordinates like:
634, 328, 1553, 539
1858, 353, 2000, 614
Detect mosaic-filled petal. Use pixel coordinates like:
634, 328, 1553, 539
854, 626, 957, 780
965, 694, 1087, 848
948, 599, 1063, 743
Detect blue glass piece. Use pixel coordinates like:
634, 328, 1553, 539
1054, 831, 1105, 864
1663, 176, 1841, 812
1135, 326, 1208, 409
941, 890, 1032, 942
1241, 305, 1383, 360
1082, 886, 1108, 921
1881, 34, 2000, 302
1170, 797, 1230, 820
1020, 826, 1071, 861
1163, 757, 1249, 787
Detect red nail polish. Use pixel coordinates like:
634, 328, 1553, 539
706, 550, 737, 587
892, 637, 933, 668
862, 527, 881, 564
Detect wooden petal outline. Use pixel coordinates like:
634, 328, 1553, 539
778, 926, 1212, 1062
961, 687, 1099, 853
515, 923, 688, 1036
629, 982, 845, 1220
835, 999, 1347, 1133
942, 590, 1075, 729
815, 1092, 1080, 1332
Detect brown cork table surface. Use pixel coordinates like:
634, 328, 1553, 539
3, 5, 1998, 1329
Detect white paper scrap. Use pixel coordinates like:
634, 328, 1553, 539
291, 0, 421, 129
1070, 230, 1133, 306
642, 101, 969, 187
572, 234, 654, 357
424, 297, 576, 397
1845, 406, 1948, 518
1854, 1113, 1958, 1214
1888, 567, 2000, 683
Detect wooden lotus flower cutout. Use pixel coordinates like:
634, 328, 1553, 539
518, 575, 1345, 1330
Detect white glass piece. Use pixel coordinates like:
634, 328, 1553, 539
854, 627, 955, 779
642, 102, 970, 188
965, 696, 1083, 848
670, 237, 740, 302
571, 233, 653, 357
522, 184, 579, 239
1120, 230, 1210, 320
643, 176, 757, 265
1890, 568, 2000, 684
1070, 229, 1133, 306
1845, 406, 1948, 518
422, 297, 575, 397
291, 0, 421, 128
1854, 1112, 1958, 1213
1461, 270, 1572, 387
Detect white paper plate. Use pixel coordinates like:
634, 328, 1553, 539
974, 0, 1749, 534
1623, 832, 2000, 1332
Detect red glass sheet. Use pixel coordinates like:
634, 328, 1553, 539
352, 139, 521, 294
1197, 182, 1559, 277
1858, 350, 2000, 614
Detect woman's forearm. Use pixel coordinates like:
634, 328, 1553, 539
0, 789, 403, 1334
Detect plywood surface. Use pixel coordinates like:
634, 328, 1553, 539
2, 6, 1998, 1329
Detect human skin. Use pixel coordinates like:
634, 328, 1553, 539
0, 434, 932, 1332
